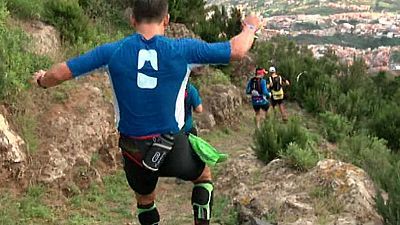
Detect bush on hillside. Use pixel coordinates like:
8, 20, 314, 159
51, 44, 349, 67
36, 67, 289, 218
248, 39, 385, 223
372, 72, 400, 101
369, 103, 400, 152
254, 117, 314, 164
191, 69, 231, 94
319, 111, 354, 143
338, 133, 393, 189
44, 0, 92, 43
0, 3, 50, 101
376, 160, 400, 225
5, 0, 44, 20
281, 143, 319, 171
78, 0, 130, 32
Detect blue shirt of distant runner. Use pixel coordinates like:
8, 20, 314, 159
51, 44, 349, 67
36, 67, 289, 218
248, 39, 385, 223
67, 33, 230, 137
184, 83, 202, 133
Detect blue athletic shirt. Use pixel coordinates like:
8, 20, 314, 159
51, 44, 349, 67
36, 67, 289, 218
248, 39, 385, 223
67, 34, 231, 137
246, 78, 270, 106
184, 83, 202, 132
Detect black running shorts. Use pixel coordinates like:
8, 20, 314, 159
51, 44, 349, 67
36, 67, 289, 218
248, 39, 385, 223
253, 104, 269, 112
271, 98, 284, 107
119, 133, 205, 195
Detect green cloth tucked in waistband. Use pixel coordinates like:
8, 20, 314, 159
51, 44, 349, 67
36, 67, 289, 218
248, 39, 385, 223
188, 134, 228, 166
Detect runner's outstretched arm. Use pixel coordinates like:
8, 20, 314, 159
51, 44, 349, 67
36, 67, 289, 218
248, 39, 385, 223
33, 42, 118, 88
230, 15, 260, 60
33, 63, 72, 88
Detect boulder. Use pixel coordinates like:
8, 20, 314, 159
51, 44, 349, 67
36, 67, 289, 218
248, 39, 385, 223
26, 21, 61, 57
0, 113, 26, 179
216, 153, 383, 225
195, 112, 216, 133
36, 81, 119, 184
203, 84, 243, 126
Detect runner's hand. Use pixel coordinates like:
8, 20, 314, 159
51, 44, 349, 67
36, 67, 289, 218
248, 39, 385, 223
242, 15, 261, 32
33, 70, 46, 86
251, 90, 260, 96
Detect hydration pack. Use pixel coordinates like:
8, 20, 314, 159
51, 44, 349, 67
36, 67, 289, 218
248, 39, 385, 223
249, 77, 266, 103
250, 77, 262, 93
269, 76, 284, 100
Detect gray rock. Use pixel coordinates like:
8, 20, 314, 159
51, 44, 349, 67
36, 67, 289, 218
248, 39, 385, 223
204, 84, 243, 126
27, 21, 61, 57
37, 80, 118, 184
196, 112, 216, 132
0, 114, 26, 179
216, 153, 383, 225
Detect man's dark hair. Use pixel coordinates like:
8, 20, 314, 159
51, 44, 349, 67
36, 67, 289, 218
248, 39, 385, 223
132, 0, 169, 23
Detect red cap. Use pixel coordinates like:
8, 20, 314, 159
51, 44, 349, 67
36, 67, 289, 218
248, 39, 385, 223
256, 69, 265, 75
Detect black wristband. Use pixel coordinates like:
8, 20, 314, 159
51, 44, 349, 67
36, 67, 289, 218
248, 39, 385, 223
37, 76, 47, 89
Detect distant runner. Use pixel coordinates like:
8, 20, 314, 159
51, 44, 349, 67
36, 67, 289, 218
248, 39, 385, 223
33, 0, 260, 224
246, 67, 271, 128
184, 82, 203, 136
267, 66, 290, 121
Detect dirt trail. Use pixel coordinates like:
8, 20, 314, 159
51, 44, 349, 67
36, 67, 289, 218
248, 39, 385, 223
133, 108, 256, 225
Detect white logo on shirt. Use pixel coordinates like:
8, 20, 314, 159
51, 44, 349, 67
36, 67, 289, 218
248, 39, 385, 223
137, 49, 158, 89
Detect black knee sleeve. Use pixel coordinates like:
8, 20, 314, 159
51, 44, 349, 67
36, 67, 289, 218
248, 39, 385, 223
137, 202, 160, 225
192, 182, 214, 223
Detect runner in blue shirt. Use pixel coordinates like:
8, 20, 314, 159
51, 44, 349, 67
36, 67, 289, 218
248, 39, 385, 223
33, 1, 260, 224
184, 83, 203, 135
246, 67, 271, 128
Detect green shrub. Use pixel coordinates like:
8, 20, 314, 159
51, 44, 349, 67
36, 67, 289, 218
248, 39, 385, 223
369, 103, 400, 152
44, 0, 93, 43
319, 111, 353, 143
0, 4, 50, 101
204, 69, 231, 86
192, 69, 231, 93
5, 0, 44, 20
78, 0, 130, 32
338, 133, 393, 189
281, 143, 319, 171
339, 133, 400, 223
376, 161, 400, 225
254, 117, 312, 164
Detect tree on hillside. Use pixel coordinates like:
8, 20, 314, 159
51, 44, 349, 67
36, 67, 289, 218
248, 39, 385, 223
168, 0, 207, 26
226, 7, 242, 39
194, 5, 242, 42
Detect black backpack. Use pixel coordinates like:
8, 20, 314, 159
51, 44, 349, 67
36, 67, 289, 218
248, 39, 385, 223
250, 77, 263, 93
269, 76, 283, 92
